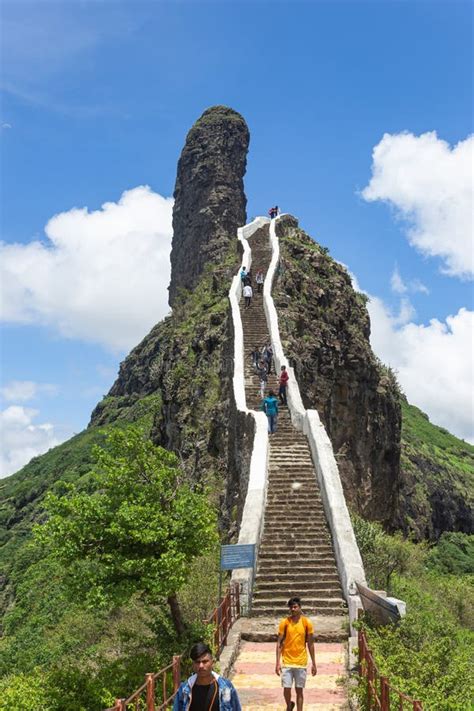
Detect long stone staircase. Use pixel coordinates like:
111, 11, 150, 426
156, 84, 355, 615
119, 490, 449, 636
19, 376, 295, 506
240, 224, 346, 619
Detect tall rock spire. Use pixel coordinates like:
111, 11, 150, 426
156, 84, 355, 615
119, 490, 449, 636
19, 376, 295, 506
168, 105, 250, 306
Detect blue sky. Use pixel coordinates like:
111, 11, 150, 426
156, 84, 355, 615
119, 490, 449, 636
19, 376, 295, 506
1, 0, 473, 476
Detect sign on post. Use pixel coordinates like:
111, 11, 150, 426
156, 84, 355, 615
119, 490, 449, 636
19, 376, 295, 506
220, 544, 255, 570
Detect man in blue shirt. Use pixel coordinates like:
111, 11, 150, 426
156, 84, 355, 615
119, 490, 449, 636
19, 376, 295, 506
262, 389, 279, 434
173, 643, 241, 711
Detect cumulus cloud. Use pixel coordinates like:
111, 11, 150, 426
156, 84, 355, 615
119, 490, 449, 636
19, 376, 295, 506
1, 380, 58, 402
0, 406, 65, 477
390, 265, 429, 297
368, 299, 474, 443
0, 186, 174, 351
362, 131, 474, 279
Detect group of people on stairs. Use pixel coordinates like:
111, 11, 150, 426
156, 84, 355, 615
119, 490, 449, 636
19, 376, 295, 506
250, 342, 289, 432
240, 266, 264, 309
173, 597, 317, 711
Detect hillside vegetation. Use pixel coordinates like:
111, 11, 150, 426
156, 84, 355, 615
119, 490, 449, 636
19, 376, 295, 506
397, 399, 474, 539
353, 516, 474, 710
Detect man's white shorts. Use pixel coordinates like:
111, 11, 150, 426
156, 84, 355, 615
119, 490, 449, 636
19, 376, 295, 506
281, 667, 307, 688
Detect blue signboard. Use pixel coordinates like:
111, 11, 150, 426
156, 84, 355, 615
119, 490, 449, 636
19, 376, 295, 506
220, 544, 256, 570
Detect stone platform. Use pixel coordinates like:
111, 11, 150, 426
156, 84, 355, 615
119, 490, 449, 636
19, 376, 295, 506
230, 641, 349, 710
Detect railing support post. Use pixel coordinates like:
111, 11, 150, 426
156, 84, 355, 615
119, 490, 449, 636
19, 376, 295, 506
413, 702, 423, 711
380, 676, 390, 710
146, 673, 155, 711
172, 655, 181, 692
114, 699, 124, 711
358, 629, 364, 675
367, 651, 374, 707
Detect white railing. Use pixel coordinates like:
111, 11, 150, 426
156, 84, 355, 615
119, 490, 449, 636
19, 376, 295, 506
228, 217, 270, 611
263, 215, 367, 635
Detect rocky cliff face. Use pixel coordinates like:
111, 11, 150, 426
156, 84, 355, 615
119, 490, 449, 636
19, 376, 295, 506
90, 106, 252, 534
273, 215, 401, 526
168, 105, 249, 306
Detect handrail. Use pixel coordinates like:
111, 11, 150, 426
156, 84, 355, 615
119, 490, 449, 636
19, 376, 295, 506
203, 582, 240, 657
105, 655, 182, 711
104, 585, 239, 711
358, 629, 423, 710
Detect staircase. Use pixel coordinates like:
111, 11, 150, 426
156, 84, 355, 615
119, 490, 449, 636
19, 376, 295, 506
240, 224, 346, 618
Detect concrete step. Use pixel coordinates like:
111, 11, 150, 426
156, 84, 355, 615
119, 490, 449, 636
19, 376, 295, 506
255, 573, 341, 585
258, 539, 334, 560
257, 564, 338, 576
251, 603, 346, 617
253, 588, 342, 601
255, 578, 341, 588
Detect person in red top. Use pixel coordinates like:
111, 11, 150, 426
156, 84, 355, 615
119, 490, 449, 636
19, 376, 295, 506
279, 364, 289, 405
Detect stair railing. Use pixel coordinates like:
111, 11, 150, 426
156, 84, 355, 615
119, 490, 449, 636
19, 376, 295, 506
358, 629, 423, 710
105, 656, 181, 711
203, 582, 240, 657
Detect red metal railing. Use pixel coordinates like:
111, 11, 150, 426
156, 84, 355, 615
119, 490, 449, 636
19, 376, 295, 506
105, 584, 240, 711
204, 582, 240, 657
105, 656, 181, 711
358, 629, 423, 710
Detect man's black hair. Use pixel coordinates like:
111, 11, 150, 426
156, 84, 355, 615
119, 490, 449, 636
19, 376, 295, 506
288, 596, 302, 608
190, 642, 213, 661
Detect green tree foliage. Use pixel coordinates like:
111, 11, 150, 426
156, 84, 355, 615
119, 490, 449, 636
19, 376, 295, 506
426, 532, 474, 575
352, 514, 425, 591
353, 515, 474, 709
0, 671, 49, 711
35, 427, 218, 636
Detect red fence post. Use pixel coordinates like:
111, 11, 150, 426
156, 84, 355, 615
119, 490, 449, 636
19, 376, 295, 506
367, 652, 374, 708
172, 655, 181, 692
358, 630, 364, 675
380, 676, 390, 711
146, 673, 155, 711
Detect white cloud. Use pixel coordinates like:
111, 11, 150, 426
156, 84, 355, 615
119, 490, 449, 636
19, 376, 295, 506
390, 266, 429, 299
0, 380, 58, 402
362, 131, 474, 279
368, 299, 474, 443
0, 406, 65, 477
0, 186, 174, 351
390, 265, 407, 294
1, 123, 12, 129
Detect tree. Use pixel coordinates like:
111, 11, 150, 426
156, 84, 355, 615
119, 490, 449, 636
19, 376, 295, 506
35, 427, 218, 637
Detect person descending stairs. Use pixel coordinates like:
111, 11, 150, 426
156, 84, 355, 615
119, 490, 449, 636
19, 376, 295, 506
232, 221, 349, 709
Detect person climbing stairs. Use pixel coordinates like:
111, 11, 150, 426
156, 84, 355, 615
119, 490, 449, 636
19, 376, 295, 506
232, 220, 349, 709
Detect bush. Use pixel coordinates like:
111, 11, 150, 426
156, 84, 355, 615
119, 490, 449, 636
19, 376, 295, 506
427, 532, 474, 575
353, 516, 474, 709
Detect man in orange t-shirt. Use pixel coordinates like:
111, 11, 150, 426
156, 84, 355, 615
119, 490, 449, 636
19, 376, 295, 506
275, 597, 317, 711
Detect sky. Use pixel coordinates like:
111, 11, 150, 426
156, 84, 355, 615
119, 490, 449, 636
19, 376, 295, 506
0, 0, 473, 477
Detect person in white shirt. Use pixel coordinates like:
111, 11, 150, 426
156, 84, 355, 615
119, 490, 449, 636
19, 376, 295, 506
243, 284, 253, 308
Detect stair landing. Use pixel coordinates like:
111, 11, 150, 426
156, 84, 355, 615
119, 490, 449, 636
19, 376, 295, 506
230, 641, 349, 710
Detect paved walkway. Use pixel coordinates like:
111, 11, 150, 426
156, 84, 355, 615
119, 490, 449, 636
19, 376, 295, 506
231, 641, 349, 710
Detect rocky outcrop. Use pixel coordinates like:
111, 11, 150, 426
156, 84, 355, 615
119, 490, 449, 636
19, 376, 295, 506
168, 106, 249, 306
273, 215, 401, 526
90, 106, 252, 535
395, 399, 474, 540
